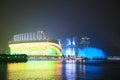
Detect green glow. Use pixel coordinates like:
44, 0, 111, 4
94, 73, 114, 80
9, 42, 62, 56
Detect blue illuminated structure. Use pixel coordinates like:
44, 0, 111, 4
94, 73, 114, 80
57, 37, 106, 58
78, 47, 106, 58
59, 38, 77, 57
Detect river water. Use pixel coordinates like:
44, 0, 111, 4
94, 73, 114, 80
0, 60, 120, 80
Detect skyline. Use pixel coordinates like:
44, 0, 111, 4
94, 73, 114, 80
0, 0, 119, 55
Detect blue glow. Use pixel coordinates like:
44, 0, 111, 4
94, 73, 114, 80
62, 48, 76, 57
66, 38, 71, 46
78, 47, 106, 58
57, 37, 106, 58
66, 48, 72, 55
72, 40, 76, 45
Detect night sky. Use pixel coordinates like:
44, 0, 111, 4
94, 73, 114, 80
0, 0, 119, 55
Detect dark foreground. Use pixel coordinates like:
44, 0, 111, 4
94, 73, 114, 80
0, 54, 27, 62
0, 60, 120, 80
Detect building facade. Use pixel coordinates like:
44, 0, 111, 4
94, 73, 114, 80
9, 31, 62, 57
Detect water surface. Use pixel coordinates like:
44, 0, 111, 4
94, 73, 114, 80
0, 60, 120, 80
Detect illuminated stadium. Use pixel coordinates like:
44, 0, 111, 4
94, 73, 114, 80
8, 31, 62, 57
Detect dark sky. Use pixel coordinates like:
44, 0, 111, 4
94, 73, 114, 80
0, 0, 120, 55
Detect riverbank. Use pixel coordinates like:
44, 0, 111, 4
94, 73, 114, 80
0, 54, 27, 62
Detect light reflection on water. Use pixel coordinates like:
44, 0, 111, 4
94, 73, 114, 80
7, 61, 63, 80
1, 60, 120, 80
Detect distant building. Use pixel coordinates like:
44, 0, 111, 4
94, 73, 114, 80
58, 36, 106, 58
8, 30, 62, 57
58, 36, 90, 57
8, 31, 106, 58
80, 36, 90, 48
57, 37, 77, 57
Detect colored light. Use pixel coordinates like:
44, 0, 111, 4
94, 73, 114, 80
9, 42, 62, 56
7, 61, 63, 80
78, 47, 106, 58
